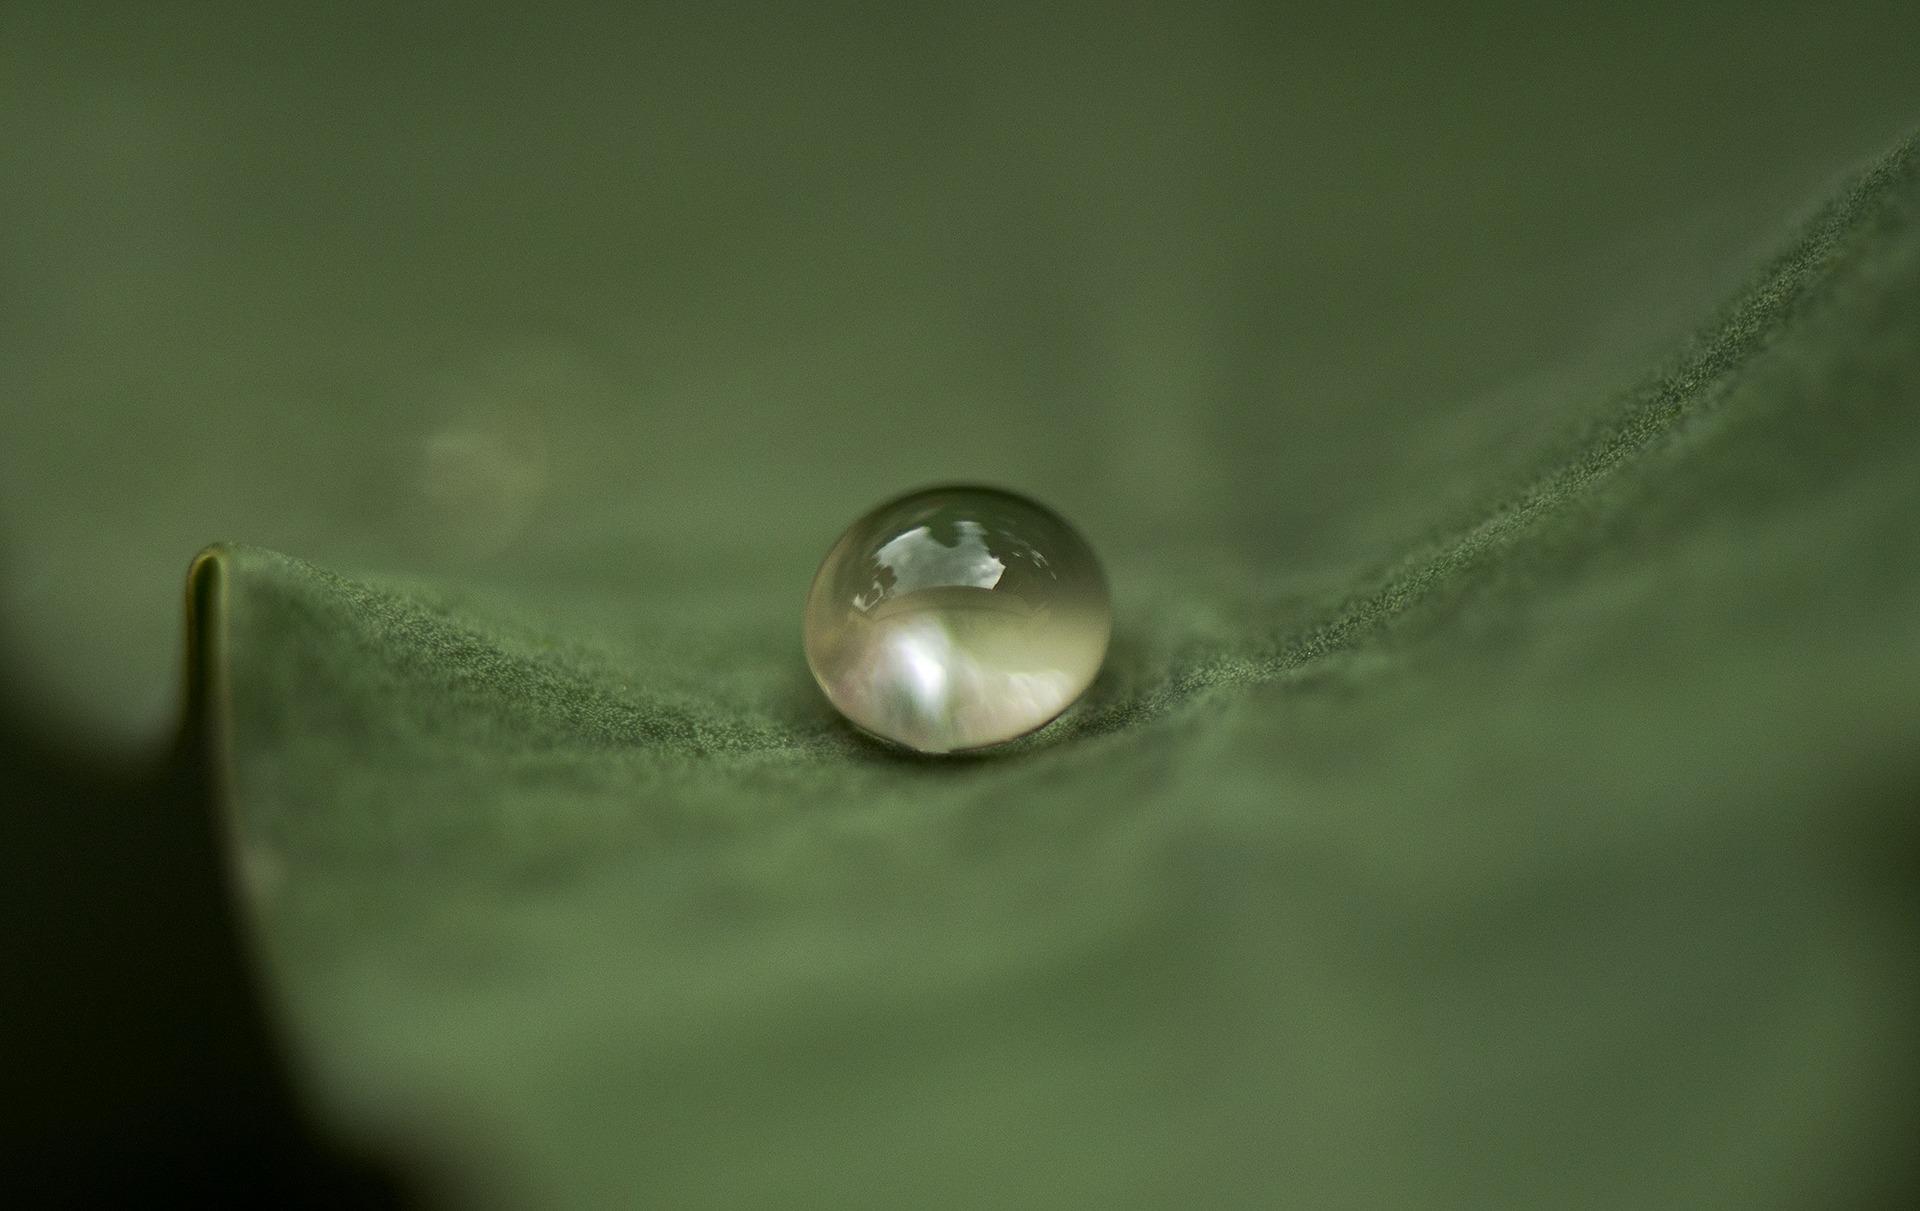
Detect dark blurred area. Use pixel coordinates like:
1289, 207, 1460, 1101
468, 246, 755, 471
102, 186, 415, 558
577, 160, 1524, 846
1, 615, 395, 1201
4, 0, 1920, 1201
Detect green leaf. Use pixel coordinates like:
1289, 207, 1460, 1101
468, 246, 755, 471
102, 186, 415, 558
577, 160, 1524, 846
187, 137, 1920, 1206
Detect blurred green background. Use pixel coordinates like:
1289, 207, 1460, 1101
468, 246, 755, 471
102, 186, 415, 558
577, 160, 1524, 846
6, 1, 1919, 745
5, 2, 1920, 1205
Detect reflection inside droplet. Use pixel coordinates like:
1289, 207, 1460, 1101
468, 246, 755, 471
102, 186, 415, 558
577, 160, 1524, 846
805, 487, 1109, 753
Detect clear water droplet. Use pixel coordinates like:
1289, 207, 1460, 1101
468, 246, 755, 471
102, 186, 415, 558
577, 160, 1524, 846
805, 486, 1111, 753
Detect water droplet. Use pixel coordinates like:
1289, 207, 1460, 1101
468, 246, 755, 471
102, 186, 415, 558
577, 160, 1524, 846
805, 486, 1110, 753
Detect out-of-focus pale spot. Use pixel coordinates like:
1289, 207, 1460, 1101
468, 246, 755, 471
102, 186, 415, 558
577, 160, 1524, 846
407, 339, 605, 559
418, 419, 548, 557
